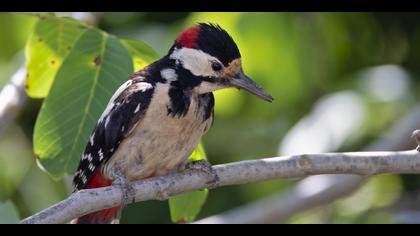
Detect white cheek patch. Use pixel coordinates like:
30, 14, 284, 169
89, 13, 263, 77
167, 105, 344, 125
170, 47, 221, 78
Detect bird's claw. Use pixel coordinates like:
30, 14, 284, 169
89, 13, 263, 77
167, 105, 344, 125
156, 188, 170, 201
112, 174, 136, 205
185, 160, 219, 188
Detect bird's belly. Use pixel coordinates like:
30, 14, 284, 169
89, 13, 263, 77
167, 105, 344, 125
103, 98, 212, 181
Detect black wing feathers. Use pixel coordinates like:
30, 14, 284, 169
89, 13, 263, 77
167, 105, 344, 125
73, 78, 155, 191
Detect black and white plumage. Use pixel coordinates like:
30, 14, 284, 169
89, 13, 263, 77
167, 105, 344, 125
72, 23, 272, 224
72, 58, 217, 190
73, 71, 155, 190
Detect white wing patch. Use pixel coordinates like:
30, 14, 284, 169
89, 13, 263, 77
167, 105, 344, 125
135, 82, 153, 92
98, 80, 133, 123
99, 81, 152, 125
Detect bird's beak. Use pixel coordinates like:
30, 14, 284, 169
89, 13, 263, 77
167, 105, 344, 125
229, 71, 274, 102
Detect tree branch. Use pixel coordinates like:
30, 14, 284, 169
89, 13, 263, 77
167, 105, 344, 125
195, 106, 420, 224
20, 150, 420, 224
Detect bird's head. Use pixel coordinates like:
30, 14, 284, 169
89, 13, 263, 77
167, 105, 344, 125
167, 23, 273, 102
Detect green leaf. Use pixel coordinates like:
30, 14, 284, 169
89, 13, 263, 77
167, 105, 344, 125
34, 29, 133, 178
25, 16, 88, 98
0, 201, 19, 224
28, 12, 57, 19
169, 142, 208, 223
169, 189, 209, 223
189, 142, 207, 161
121, 39, 160, 71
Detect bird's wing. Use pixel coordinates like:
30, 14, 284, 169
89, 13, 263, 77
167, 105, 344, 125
73, 78, 155, 191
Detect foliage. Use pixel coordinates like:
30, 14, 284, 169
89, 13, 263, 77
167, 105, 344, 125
0, 12, 420, 223
25, 16, 87, 98
33, 27, 133, 178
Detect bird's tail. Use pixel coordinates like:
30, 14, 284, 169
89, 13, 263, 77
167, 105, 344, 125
72, 170, 121, 224
72, 207, 121, 224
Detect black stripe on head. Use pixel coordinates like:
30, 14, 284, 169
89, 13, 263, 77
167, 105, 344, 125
196, 23, 241, 66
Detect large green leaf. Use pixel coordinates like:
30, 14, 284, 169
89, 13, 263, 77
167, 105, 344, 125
34, 29, 133, 178
121, 39, 160, 71
25, 16, 87, 98
169, 143, 209, 223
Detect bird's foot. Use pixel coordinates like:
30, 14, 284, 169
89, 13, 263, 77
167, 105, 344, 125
412, 130, 420, 152
185, 160, 219, 188
155, 186, 170, 201
112, 173, 136, 205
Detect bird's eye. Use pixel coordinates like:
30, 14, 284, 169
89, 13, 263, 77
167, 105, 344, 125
211, 62, 222, 72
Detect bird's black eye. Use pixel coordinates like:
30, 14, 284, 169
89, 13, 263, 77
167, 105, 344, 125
211, 62, 222, 71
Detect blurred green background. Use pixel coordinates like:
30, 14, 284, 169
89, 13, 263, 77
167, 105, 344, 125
1, 12, 420, 224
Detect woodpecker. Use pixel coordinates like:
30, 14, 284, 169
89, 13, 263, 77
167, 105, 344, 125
72, 23, 273, 224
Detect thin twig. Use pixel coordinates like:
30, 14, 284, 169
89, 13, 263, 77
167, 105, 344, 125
21, 150, 420, 224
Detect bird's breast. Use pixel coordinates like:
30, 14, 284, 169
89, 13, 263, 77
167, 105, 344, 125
103, 83, 213, 181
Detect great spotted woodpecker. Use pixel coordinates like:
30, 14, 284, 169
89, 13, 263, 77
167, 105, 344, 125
72, 23, 273, 224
